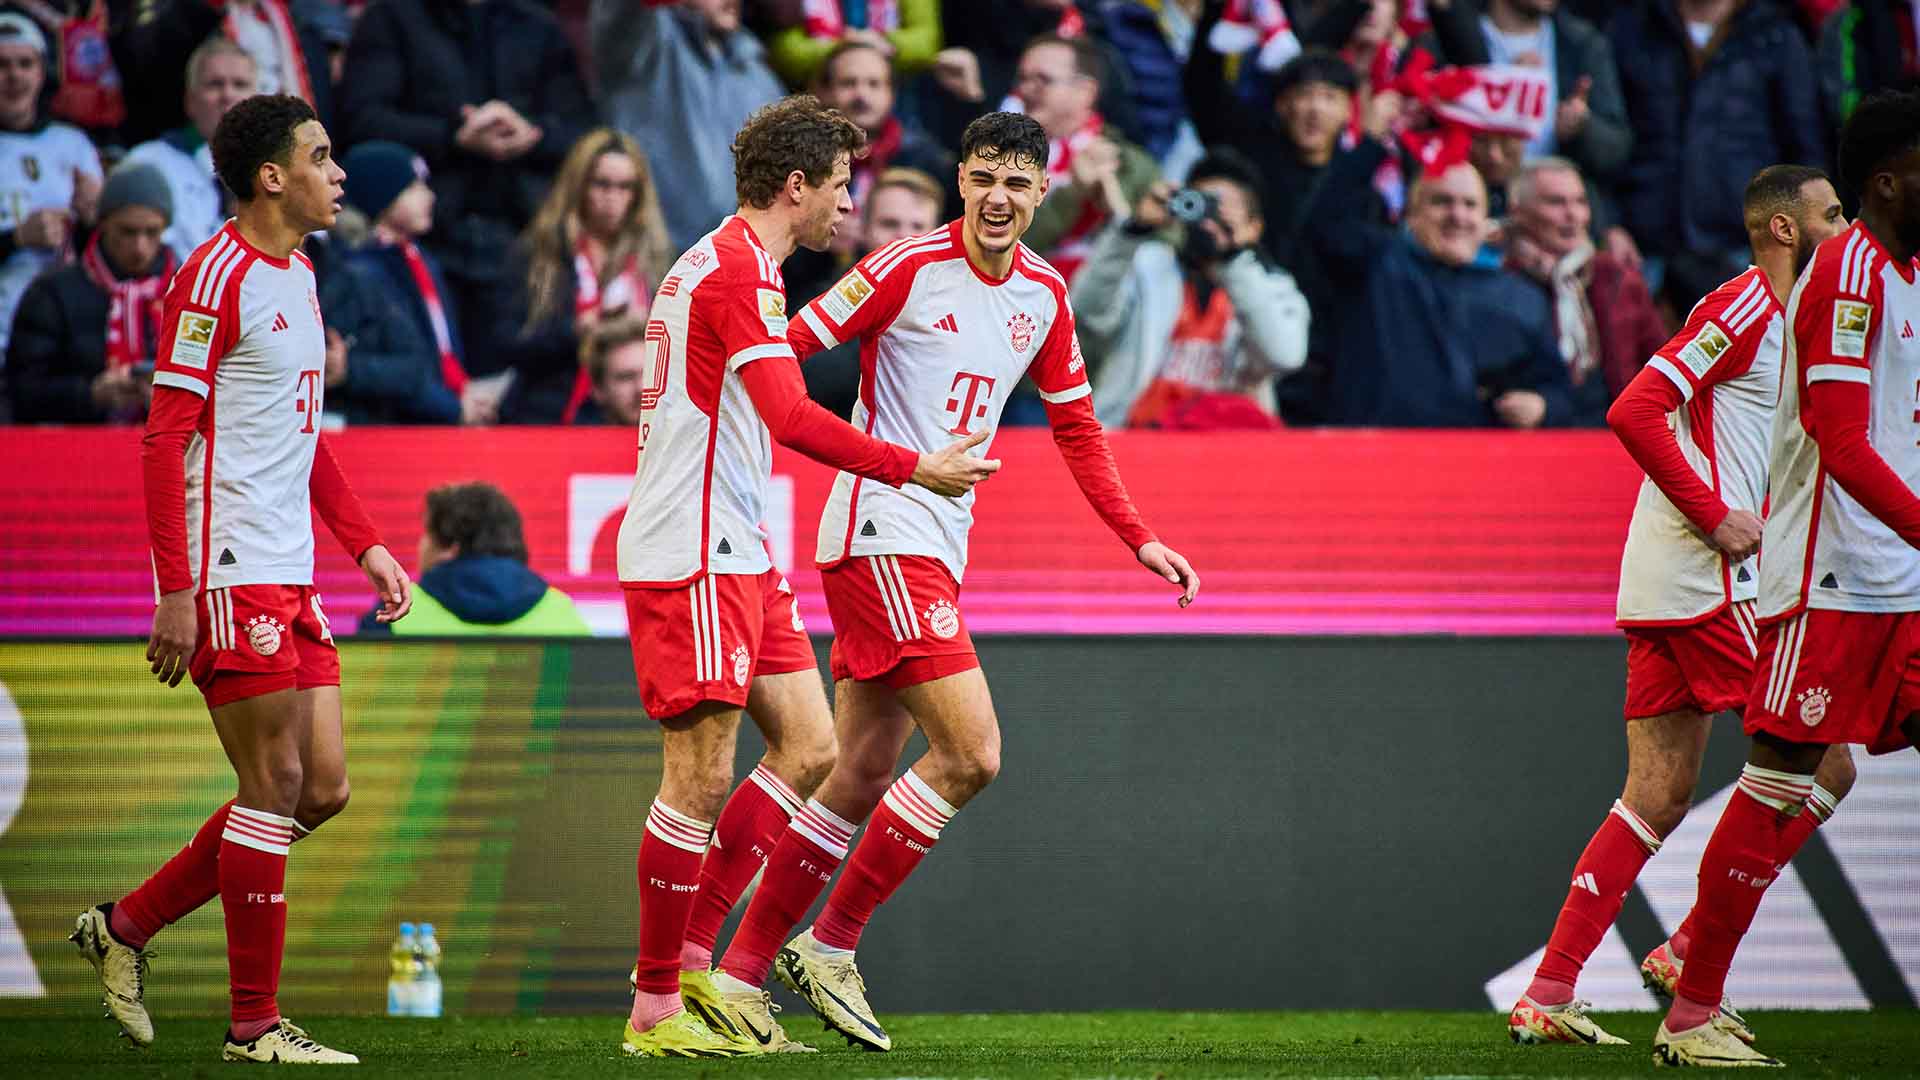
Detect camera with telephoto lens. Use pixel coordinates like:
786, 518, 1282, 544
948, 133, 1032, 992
1165, 187, 1219, 226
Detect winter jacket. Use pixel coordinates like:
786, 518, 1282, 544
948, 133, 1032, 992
5, 257, 162, 422
310, 240, 461, 425
1071, 221, 1309, 428
1607, 0, 1826, 259
1817, 1, 1920, 128
491, 239, 582, 425
358, 555, 591, 636
592, 0, 786, 251
348, 242, 468, 383
108, 0, 335, 145
1308, 139, 1573, 428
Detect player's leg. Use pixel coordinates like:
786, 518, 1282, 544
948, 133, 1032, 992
290, 597, 349, 838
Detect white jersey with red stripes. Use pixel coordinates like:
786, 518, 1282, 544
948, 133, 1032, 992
1760, 222, 1920, 620
151, 221, 327, 591
616, 215, 795, 586
1617, 267, 1782, 624
791, 221, 1092, 583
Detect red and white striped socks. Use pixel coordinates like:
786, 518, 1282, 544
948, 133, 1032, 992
220, 805, 294, 1041
682, 764, 803, 972
812, 770, 955, 952
631, 800, 712, 1032
719, 797, 858, 987
1671, 780, 1840, 963
1527, 800, 1662, 1005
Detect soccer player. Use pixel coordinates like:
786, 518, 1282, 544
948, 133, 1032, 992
1506, 164, 1855, 1048
698, 111, 1201, 1052
1647, 89, 1920, 1069
615, 95, 998, 1058
70, 94, 412, 1064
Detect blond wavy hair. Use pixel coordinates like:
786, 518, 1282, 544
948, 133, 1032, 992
520, 128, 672, 331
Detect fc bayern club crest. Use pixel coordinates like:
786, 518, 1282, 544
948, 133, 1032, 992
247, 615, 288, 656
1796, 686, 1831, 727
924, 599, 961, 640
731, 644, 752, 687
1007, 312, 1036, 354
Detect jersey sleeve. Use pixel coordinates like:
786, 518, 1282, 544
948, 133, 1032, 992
142, 386, 207, 595
1643, 273, 1773, 403
152, 258, 241, 398
1027, 294, 1093, 406
707, 264, 799, 373
1795, 239, 1877, 388
1606, 362, 1729, 534
789, 254, 913, 359
310, 436, 384, 562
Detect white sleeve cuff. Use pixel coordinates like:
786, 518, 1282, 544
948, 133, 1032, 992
1038, 382, 1092, 405
1807, 363, 1871, 385
799, 305, 838, 349
152, 370, 209, 397
1647, 356, 1694, 402
727, 342, 796, 371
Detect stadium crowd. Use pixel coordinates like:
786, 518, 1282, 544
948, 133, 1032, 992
0, 0, 1909, 430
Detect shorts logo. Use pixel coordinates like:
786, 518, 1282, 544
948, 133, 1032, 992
1007, 312, 1036, 354
924, 599, 961, 640
731, 644, 751, 687
246, 615, 288, 657
756, 287, 788, 336
1832, 301, 1871, 359
1796, 686, 1830, 727
820, 269, 874, 325
171, 312, 218, 369
1677, 321, 1731, 378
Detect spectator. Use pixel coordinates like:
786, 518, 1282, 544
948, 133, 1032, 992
6, 162, 171, 423
1014, 32, 1158, 280
1505, 155, 1667, 425
1421, 0, 1633, 181
1093, 0, 1207, 172
572, 312, 651, 426
1073, 150, 1309, 429
916, 0, 1088, 151
339, 0, 593, 375
768, 0, 942, 86
334, 139, 478, 425
358, 481, 591, 637
1308, 145, 1573, 427
125, 37, 255, 265
306, 228, 460, 426
593, 0, 785, 251
0, 12, 100, 354
108, 0, 332, 144
1817, 1, 1920, 128
496, 128, 674, 425
1608, 0, 1825, 310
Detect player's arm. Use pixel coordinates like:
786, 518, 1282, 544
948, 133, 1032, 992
1796, 286, 1920, 547
309, 437, 412, 623
1032, 309, 1199, 606
787, 253, 913, 361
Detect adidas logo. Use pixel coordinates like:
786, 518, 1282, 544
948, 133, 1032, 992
1571, 872, 1599, 896
1904, 320, 1915, 340
1819, 572, 1840, 589
218, 548, 237, 566
933, 313, 958, 333
860, 520, 878, 538
716, 537, 732, 556
270, 312, 289, 333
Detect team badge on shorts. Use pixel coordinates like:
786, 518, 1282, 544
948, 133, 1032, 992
924, 599, 961, 640
1007, 312, 1036, 354
1796, 686, 1831, 727
246, 615, 288, 657
731, 645, 752, 687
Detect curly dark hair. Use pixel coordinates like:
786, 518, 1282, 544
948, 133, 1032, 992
1839, 89, 1920, 200
210, 94, 315, 202
732, 94, 866, 210
959, 112, 1047, 174
425, 482, 529, 564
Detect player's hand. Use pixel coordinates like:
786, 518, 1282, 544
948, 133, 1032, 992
1492, 389, 1548, 429
360, 545, 413, 623
911, 428, 1001, 497
147, 588, 198, 687
1710, 509, 1764, 561
1137, 541, 1200, 608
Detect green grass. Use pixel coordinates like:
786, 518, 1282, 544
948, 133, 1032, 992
8, 1010, 1919, 1077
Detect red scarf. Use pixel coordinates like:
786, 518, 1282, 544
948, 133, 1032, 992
852, 115, 904, 208
225, 0, 318, 108
564, 238, 650, 424
82, 233, 174, 373
395, 238, 468, 395
1043, 112, 1111, 282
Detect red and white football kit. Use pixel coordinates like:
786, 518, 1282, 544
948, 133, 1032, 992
142, 222, 382, 708
788, 221, 1157, 686
1610, 267, 1781, 719
616, 215, 918, 719
1749, 222, 1920, 754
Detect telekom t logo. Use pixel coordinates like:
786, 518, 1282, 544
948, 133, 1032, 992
945, 371, 996, 436
295, 369, 322, 433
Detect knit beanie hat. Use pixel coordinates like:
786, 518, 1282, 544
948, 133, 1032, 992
99, 162, 173, 222
342, 141, 426, 220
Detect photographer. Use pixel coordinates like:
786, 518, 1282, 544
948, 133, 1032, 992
1072, 151, 1309, 430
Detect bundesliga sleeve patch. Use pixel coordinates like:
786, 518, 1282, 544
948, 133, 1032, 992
1676, 321, 1732, 378
169, 312, 219, 369
819, 269, 874, 326
756, 288, 788, 336
1832, 300, 1871, 359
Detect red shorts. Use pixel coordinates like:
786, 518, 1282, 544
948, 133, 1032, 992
623, 568, 815, 720
821, 554, 979, 689
1745, 608, 1920, 755
189, 584, 340, 709
1622, 602, 1759, 720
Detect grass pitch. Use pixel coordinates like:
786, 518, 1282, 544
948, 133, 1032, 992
8, 1009, 1919, 1078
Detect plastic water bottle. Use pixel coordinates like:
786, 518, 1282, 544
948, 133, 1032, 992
385, 923, 418, 1017
413, 923, 443, 1018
